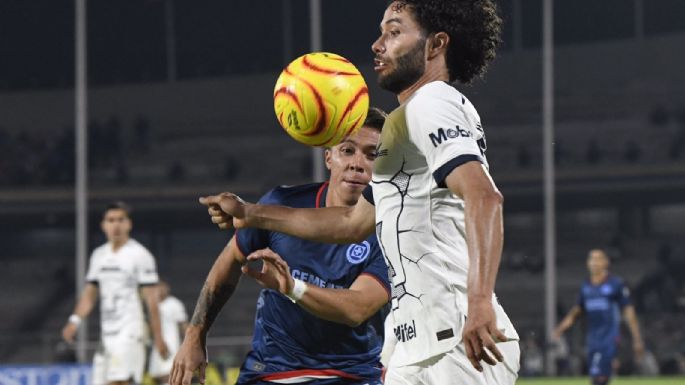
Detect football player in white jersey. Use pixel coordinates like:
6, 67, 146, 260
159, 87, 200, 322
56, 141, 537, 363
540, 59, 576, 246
62, 202, 169, 385
199, 1, 519, 384
148, 280, 188, 385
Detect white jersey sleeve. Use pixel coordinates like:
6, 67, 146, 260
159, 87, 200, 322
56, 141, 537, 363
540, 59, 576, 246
405, 82, 487, 188
136, 247, 159, 286
85, 250, 101, 284
171, 297, 188, 323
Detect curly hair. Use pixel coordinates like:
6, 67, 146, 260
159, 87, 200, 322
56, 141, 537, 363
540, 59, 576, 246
390, 0, 502, 84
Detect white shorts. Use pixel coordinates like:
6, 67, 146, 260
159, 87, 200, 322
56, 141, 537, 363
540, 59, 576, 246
147, 346, 176, 378
92, 336, 146, 385
384, 340, 520, 385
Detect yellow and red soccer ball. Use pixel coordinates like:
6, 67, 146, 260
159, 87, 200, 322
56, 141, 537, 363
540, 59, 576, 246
274, 52, 369, 147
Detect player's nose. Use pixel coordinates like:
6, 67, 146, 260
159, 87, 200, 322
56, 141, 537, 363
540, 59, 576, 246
348, 153, 366, 173
371, 36, 384, 55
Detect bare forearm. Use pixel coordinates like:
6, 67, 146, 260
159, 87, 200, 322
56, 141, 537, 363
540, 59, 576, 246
297, 286, 377, 327
144, 291, 164, 341
189, 280, 236, 335
246, 204, 367, 244
556, 316, 575, 335
72, 284, 98, 317
188, 240, 244, 337
624, 307, 643, 343
555, 306, 582, 336
465, 192, 504, 301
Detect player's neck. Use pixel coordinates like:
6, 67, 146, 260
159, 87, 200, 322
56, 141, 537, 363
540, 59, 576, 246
325, 186, 355, 208
397, 65, 449, 104
590, 271, 608, 285
110, 238, 129, 252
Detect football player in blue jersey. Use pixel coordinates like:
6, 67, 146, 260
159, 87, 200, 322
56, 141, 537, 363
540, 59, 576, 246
196, 2, 519, 384
170, 107, 391, 385
553, 249, 644, 385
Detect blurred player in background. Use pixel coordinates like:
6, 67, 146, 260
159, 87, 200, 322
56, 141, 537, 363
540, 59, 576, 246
149, 280, 188, 385
61, 201, 168, 385
199, 1, 519, 384
554, 249, 645, 385
171, 108, 391, 385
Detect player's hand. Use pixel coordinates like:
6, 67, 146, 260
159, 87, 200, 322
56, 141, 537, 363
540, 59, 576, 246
155, 337, 170, 360
170, 331, 208, 385
61, 322, 78, 344
633, 340, 645, 362
241, 248, 294, 295
199, 192, 250, 230
462, 298, 506, 372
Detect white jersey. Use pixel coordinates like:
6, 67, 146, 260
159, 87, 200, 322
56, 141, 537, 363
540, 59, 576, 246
372, 81, 518, 366
86, 238, 159, 341
159, 295, 187, 352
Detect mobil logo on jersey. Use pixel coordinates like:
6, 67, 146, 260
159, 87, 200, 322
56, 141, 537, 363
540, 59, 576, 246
429, 125, 472, 147
346, 241, 370, 264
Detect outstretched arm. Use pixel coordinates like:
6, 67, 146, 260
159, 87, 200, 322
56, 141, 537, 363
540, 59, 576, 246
446, 161, 507, 372
242, 248, 389, 327
199, 192, 376, 244
170, 237, 244, 385
553, 305, 583, 339
61, 283, 98, 343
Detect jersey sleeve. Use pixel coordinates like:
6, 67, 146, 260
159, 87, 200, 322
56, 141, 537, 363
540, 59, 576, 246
406, 88, 486, 188
85, 252, 100, 284
360, 240, 391, 299
137, 248, 159, 286
362, 185, 374, 206
234, 189, 281, 256
616, 280, 632, 308
576, 286, 586, 311
175, 299, 189, 323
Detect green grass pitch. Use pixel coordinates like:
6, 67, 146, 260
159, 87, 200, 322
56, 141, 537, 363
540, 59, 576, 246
516, 377, 684, 385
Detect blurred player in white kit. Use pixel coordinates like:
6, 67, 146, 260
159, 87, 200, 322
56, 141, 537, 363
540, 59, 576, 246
61, 201, 168, 385
148, 280, 188, 385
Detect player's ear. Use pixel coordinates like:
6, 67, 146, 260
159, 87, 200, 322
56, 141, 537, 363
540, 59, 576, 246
324, 148, 333, 170
427, 32, 449, 60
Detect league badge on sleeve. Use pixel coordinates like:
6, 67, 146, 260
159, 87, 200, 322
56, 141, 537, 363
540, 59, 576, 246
346, 241, 371, 264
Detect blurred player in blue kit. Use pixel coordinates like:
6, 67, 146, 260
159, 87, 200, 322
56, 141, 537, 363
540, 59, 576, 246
171, 108, 391, 385
554, 249, 645, 385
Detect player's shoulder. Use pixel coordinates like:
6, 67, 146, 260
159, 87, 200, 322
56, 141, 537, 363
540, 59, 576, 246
262, 182, 323, 207
126, 238, 152, 254
90, 243, 109, 259
407, 82, 471, 110
608, 274, 626, 287
406, 81, 481, 123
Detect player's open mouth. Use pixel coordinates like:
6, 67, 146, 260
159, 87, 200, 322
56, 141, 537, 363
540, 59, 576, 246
374, 58, 387, 72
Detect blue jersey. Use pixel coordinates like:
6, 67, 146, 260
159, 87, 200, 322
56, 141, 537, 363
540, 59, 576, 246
235, 182, 391, 384
577, 275, 631, 350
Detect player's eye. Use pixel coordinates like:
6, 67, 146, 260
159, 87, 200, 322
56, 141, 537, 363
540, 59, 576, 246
389, 30, 400, 37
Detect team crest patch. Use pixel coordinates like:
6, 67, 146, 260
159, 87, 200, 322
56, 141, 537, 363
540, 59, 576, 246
346, 241, 370, 264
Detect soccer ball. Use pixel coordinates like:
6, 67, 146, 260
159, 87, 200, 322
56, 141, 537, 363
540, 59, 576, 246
274, 52, 369, 147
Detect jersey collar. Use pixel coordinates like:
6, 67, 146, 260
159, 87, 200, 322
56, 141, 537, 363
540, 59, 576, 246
316, 181, 329, 208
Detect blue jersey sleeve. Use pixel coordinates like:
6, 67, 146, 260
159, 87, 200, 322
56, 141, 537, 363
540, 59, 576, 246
234, 189, 282, 256
360, 241, 391, 299
616, 279, 632, 308
576, 285, 586, 311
